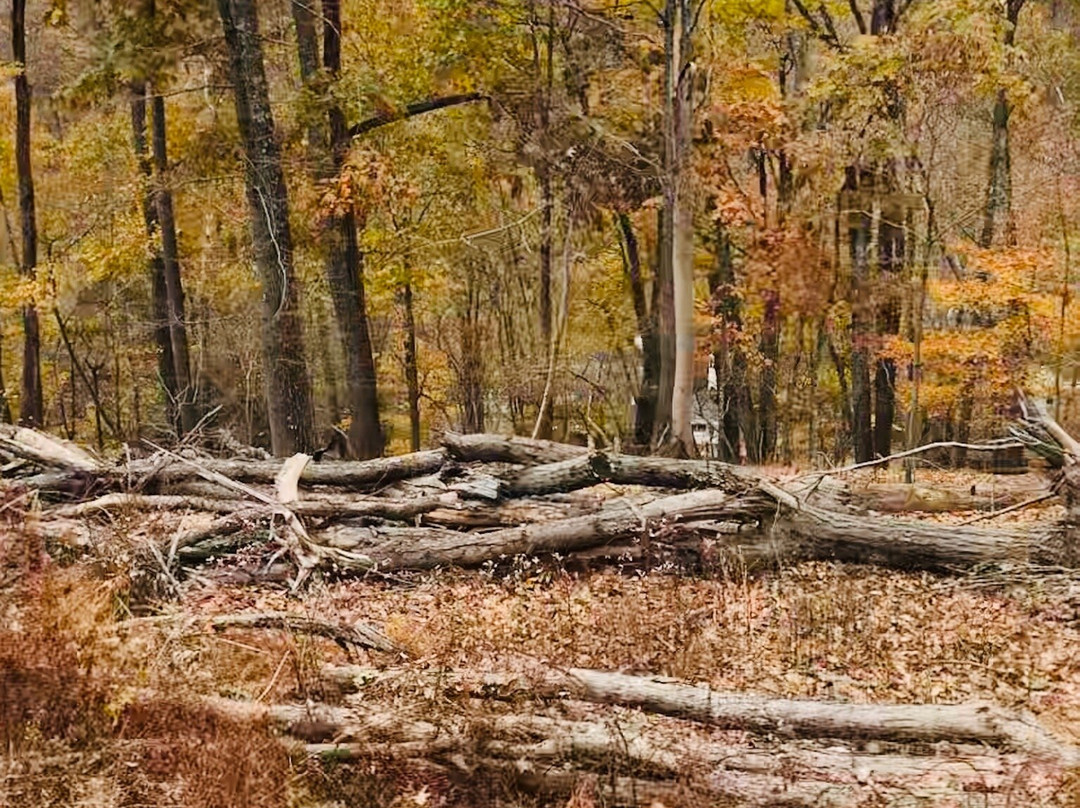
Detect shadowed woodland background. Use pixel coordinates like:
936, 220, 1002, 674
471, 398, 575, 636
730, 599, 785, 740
0, 0, 1078, 463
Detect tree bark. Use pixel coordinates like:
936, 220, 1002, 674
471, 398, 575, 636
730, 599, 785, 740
758, 289, 780, 460
536, 166, 554, 439
667, 0, 696, 456
150, 90, 198, 435
846, 177, 874, 463
980, 0, 1025, 248
218, 0, 316, 456
130, 82, 178, 431
13, 0, 42, 429
618, 213, 659, 448
321, 0, 384, 459
401, 277, 421, 452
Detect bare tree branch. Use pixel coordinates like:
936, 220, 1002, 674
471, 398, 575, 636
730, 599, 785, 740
348, 93, 488, 139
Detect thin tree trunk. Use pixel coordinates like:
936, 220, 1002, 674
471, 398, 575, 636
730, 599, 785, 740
0, 323, 10, 424
217, 0, 316, 456
130, 83, 178, 430
654, 197, 676, 446
708, 223, 740, 463
668, 0, 696, 456
402, 276, 421, 452
150, 90, 198, 435
759, 289, 779, 461
846, 174, 873, 463
13, 0, 41, 428
617, 213, 659, 449
460, 273, 485, 434
322, 0, 384, 459
536, 167, 554, 439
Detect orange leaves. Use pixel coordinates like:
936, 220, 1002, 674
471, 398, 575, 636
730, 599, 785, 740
318, 147, 420, 222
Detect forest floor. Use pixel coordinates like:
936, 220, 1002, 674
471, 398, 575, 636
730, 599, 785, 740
3, 468, 1080, 807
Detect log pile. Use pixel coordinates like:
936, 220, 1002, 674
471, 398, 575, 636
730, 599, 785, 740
200, 664, 1077, 806
3, 418, 1077, 583
6, 416, 1080, 804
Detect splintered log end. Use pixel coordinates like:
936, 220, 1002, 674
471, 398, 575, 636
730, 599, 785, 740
276, 453, 312, 503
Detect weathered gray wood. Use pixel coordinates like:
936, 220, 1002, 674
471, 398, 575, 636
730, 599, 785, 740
567, 669, 1080, 764
311, 489, 768, 571
442, 432, 587, 465
133, 448, 448, 489
503, 450, 753, 496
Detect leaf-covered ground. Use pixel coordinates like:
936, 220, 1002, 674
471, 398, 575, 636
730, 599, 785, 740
4, 471, 1080, 806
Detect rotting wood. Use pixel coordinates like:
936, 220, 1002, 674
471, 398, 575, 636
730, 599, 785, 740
441, 431, 587, 465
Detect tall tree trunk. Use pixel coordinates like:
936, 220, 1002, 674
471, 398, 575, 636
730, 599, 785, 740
654, 208, 676, 448
13, 0, 41, 428
759, 289, 780, 461
217, 0, 316, 456
460, 272, 485, 434
708, 222, 741, 463
979, 0, 1024, 249
0, 323, 10, 424
320, 0, 384, 459
874, 198, 905, 457
402, 275, 421, 452
668, 0, 696, 456
846, 174, 874, 463
150, 91, 198, 435
536, 166, 554, 439
130, 82, 178, 431
618, 213, 659, 450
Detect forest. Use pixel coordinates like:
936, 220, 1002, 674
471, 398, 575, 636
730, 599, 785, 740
5, 1, 1080, 807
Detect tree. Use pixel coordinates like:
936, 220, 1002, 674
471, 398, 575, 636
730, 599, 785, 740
665, 0, 698, 456
291, 0, 384, 459
13, 0, 42, 427
148, 87, 198, 435
130, 81, 178, 430
979, 0, 1026, 249
217, 0, 316, 455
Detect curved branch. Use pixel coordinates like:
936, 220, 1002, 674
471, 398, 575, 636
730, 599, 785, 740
348, 92, 488, 139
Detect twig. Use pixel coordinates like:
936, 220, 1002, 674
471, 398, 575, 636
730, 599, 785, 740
800, 440, 1024, 479
257, 649, 291, 703
958, 492, 1057, 525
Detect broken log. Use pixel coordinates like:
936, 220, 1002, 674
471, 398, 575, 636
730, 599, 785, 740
441, 432, 587, 465
503, 450, 753, 497
134, 448, 449, 490
567, 669, 1079, 763
310, 488, 771, 571
260, 691, 1064, 807
207, 611, 398, 653
321, 664, 1078, 763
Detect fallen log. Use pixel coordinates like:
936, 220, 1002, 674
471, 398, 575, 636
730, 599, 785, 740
262, 696, 1061, 807
503, 450, 753, 497
567, 669, 1080, 764
134, 448, 449, 490
310, 489, 771, 571
207, 611, 398, 653
321, 664, 1079, 763
441, 432, 587, 465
